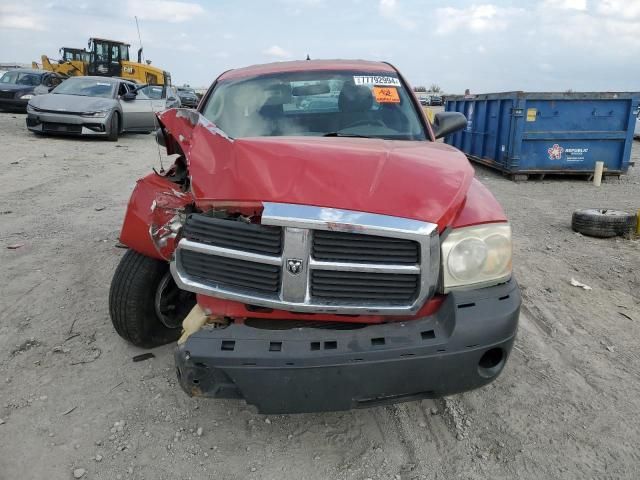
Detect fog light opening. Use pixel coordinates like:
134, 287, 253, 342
478, 348, 505, 378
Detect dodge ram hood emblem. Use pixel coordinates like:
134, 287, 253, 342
286, 259, 303, 275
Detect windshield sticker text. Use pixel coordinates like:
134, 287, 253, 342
354, 76, 401, 87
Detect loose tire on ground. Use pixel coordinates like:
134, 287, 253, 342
571, 208, 637, 238
107, 113, 119, 142
109, 249, 194, 348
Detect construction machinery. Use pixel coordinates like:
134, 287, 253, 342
35, 38, 171, 87
33, 47, 90, 77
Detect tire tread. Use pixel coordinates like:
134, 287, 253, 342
109, 250, 181, 348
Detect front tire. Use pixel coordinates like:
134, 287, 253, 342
109, 249, 195, 348
107, 113, 119, 142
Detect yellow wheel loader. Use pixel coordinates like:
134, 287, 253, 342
36, 38, 171, 87
34, 47, 89, 77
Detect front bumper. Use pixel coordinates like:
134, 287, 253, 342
0, 98, 28, 112
175, 278, 520, 414
26, 112, 110, 136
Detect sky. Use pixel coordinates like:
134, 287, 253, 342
0, 0, 639, 92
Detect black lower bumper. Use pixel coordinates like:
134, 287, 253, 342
0, 99, 28, 112
175, 279, 520, 414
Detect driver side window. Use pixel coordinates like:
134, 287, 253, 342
118, 83, 128, 97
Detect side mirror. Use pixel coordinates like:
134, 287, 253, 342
431, 112, 467, 139
122, 91, 137, 101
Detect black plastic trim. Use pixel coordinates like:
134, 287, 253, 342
175, 278, 520, 413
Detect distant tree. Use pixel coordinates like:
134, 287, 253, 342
428, 84, 442, 93
565, 89, 574, 93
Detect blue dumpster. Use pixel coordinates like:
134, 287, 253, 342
444, 92, 640, 178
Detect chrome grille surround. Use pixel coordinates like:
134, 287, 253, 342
171, 202, 440, 315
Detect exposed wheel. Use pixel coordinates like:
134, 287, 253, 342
571, 208, 637, 238
109, 249, 196, 348
511, 174, 529, 182
107, 113, 119, 142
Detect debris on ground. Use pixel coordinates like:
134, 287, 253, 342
11, 338, 41, 355
570, 278, 592, 290
73, 468, 86, 478
60, 406, 77, 416
7, 243, 24, 250
132, 352, 155, 362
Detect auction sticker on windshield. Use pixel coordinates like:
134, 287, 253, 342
373, 86, 400, 103
354, 76, 401, 87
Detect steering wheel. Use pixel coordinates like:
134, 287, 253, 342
341, 118, 387, 130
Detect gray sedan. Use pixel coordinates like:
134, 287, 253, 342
26, 76, 177, 141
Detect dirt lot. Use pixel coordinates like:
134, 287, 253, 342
1, 111, 639, 480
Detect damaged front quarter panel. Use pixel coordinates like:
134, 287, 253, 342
120, 108, 233, 261
119, 171, 194, 260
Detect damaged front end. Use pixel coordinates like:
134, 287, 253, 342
114, 107, 519, 413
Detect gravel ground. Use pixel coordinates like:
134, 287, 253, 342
1, 111, 639, 480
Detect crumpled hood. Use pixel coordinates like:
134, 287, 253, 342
159, 109, 474, 229
30, 93, 116, 113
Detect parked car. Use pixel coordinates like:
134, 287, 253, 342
635, 110, 640, 140
417, 93, 429, 106
429, 94, 443, 106
0, 69, 66, 112
176, 86, 199, 108
138, 84, 181, 109
26, 76, 177, 140
109, 59, 520, 414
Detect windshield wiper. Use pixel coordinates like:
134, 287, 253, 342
323, 132, 371, 138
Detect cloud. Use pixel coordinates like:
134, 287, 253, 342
378, 0, 416, 31
127, 0, 205, 23
435, 4, 523, 35
0, 5, 46, 30
263, 45, 292, 58
543, 0, 587, 10
596, 0, 640, 20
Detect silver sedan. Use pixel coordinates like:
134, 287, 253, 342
26, 76, 178, 141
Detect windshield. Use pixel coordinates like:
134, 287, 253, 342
178, 88, 196, 95
52, 78, 115, 98
0, 71, 43, 86
202, 70, 427, 140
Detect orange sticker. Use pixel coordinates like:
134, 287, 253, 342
373, 86, 400, 104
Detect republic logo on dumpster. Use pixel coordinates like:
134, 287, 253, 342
548, 144, 564, 160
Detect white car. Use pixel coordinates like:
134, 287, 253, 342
635, 111, 640, 140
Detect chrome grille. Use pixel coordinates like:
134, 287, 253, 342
310, 270, 419, 303
312, 230, 419, 264
182, 214, 283, 255
180, 249, 281, 294
171, 203, 440, 315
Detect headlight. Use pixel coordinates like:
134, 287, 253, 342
83, 110, 109, 118
20, 94, 33, 100
441, 223, 512, 291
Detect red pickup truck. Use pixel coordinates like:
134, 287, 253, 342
109, 60, 520, 413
